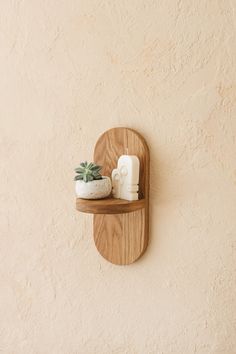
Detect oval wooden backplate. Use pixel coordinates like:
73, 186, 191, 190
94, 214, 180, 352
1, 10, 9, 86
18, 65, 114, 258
93, 127, 149, 265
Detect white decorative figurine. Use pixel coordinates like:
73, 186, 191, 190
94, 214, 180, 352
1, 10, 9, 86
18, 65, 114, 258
111, 155, 140, 201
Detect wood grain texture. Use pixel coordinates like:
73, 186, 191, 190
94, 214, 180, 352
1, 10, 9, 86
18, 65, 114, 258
76, 197, 146, 214
93, 127, 149, 265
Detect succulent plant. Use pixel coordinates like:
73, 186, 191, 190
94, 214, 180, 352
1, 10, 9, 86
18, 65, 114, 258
74, 161, 103, 182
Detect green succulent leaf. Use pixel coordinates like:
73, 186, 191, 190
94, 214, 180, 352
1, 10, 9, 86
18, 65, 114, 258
90, 165, 102, 171
94, 176, 102, 180
74, 175, 83, 181
87, 162, 93, 169
75, 167, 84, 173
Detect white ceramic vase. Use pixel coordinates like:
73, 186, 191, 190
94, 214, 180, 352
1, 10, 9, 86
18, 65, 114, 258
75, 176, 112, 199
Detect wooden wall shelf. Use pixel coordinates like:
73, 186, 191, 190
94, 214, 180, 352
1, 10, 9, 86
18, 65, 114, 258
76, 127, 149, 265
76, 197, 146, 214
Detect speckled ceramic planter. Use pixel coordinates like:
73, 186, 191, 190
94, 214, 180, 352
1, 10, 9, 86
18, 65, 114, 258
75, 176, 112, 199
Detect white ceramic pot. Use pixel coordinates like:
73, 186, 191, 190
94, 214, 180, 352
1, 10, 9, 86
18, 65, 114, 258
75, 176, 112, 199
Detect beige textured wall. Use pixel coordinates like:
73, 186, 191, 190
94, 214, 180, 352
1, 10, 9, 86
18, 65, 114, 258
1, 1, 236, 353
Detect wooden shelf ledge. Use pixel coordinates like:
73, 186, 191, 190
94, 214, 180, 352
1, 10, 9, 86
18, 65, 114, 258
76, 197, 146, 214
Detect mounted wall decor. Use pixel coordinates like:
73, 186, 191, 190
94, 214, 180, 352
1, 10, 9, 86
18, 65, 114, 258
76, 127, 150, 265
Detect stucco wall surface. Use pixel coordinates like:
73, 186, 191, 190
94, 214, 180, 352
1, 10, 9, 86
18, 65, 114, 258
1, 1, 236, 353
